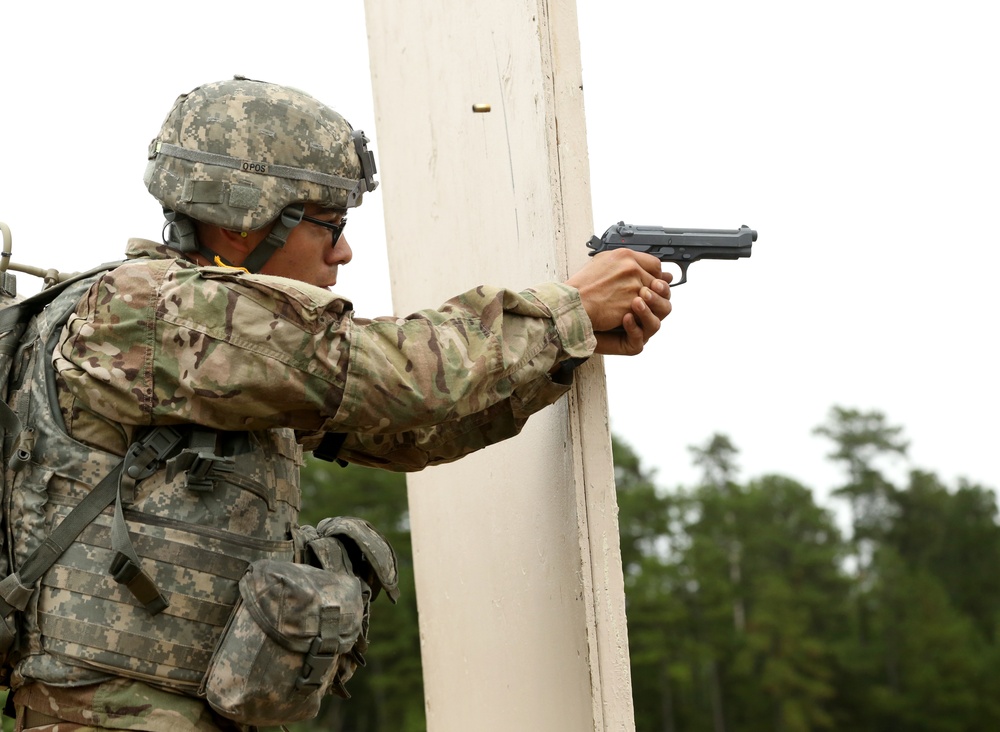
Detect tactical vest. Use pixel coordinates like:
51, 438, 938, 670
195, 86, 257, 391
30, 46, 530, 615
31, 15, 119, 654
2, 270, 302, 693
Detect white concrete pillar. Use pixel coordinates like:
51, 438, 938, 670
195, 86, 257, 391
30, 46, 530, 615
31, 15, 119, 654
364, 2, 634, 729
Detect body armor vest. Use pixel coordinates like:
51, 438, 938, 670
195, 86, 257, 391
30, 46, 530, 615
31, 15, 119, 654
4, 274, 302, 694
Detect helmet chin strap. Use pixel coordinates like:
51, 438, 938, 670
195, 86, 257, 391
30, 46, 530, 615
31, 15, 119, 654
240, 204, 304, 274
163, 205, 305, 274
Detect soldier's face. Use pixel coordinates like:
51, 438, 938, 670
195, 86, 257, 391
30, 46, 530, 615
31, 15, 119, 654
257, 204, 352, 288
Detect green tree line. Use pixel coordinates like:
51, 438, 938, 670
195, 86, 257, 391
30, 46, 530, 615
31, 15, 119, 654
620, 408, 1000, 731
297, 405, 1000, 730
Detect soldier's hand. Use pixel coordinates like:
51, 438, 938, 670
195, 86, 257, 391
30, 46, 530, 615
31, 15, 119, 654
565, 249, 672, 356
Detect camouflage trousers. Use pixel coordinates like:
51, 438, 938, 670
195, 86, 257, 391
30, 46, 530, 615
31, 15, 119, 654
12, 680, 238, 732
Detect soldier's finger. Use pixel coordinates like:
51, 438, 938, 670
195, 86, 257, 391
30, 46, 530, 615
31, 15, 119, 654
639, 287, 672, 321
632, 295, 662, 341
620, 312, 646, 354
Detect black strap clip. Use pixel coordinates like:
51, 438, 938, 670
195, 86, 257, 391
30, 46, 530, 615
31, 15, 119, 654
296, 636, 337, 690
123, 426, 186, 482
165, 429, 236, 492
109, 552, 169, 615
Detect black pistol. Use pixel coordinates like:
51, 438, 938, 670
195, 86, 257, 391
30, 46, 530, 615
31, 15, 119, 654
587, 222, 756, 285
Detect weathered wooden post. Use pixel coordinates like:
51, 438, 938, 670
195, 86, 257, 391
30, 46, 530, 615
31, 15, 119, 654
365, 2, 634, 729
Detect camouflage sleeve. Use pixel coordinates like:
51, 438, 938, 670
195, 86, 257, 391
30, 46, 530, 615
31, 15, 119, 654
55, 258, 595, 465
302, 280, 591, 470
326, 371, 574, 470
299, 335, 578, 471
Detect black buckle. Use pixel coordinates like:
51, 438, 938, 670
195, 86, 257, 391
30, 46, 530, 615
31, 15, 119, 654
295, 636, 336, 689
124, 427, 185, 481
109, 552, 169, 615
167, 449, 235, 492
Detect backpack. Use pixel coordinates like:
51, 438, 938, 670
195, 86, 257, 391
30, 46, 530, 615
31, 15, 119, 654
0, 259, 125, 686
0, 257, 299, 693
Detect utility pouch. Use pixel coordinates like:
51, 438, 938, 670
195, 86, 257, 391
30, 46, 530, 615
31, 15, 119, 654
203, 558, 364, 725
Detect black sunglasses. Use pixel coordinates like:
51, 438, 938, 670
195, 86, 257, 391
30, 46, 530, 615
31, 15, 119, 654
301, 214, 348, 242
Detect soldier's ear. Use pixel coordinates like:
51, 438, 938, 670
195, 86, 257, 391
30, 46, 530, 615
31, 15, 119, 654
218, 227, 261, 255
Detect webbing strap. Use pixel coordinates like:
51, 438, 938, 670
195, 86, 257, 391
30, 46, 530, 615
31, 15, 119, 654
0, 399, 20, 434
154, 142, 362, 193
107, 427, 186, 615
0, 462, 124, 617
0, 320, 26, 355
240, 204, 304, 274
41, 614, 213, 674
109, 492, 169, 616
0, 427, 184, 620
0, 297, 52, 334
40, 563, 233, 627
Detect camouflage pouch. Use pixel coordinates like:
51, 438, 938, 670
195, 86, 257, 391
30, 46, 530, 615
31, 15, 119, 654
202, 557, 364, 725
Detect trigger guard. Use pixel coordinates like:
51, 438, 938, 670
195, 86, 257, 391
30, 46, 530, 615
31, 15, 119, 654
672, 262, 689, 286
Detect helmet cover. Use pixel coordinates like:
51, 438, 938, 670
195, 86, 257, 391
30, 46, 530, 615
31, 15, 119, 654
144, 76, 377, 232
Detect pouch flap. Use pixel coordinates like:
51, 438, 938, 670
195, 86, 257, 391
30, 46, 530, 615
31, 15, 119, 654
315, 516, 399, 603
239, 560, 363, 655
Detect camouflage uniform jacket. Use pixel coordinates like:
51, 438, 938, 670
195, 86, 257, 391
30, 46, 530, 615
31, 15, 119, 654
54, 237, 596, 465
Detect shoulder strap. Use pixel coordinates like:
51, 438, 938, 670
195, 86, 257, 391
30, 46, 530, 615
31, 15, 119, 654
0, 426, 185, 619
0, 261, 163, 620
0, 463, 124, 617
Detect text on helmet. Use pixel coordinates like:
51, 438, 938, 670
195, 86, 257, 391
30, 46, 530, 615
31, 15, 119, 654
241, 160, 270, 175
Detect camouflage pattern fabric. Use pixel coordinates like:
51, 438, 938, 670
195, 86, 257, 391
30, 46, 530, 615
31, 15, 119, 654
13, 679, 228, 731
54, 238, 595, 467
8, 235, 594, 726
203, 559, 364, 725
7, 271, 300, 694
144, 77, 375, 232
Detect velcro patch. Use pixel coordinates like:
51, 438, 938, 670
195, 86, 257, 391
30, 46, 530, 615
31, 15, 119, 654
229, 185, 261, 210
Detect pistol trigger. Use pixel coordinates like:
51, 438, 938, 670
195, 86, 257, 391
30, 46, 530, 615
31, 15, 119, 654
672, 262, 689, 287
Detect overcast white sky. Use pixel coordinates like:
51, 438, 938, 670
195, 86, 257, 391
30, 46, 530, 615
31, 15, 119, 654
1, 2, 996, 507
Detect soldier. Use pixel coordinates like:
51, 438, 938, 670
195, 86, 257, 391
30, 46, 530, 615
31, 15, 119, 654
5, 77, 671, 730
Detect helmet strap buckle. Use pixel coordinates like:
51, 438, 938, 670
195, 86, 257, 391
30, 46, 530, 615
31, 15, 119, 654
241, 204, 305, 274
162, 209, 199, 254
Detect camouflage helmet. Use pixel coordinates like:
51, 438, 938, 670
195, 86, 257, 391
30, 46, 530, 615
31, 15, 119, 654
144, 76, 378, 233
